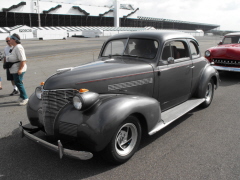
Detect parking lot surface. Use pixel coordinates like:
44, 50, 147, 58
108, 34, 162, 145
0, 36, 239, 180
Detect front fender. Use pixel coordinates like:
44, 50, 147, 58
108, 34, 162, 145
197, 64, 219, 98
57, 95, 161, 151
27, 92, 42, 127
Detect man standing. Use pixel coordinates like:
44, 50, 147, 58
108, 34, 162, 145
7, 33, 28, 105
3, 36, 18, 95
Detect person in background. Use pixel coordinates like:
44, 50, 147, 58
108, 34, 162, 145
6, 33, 28, 105
0, 52, 2, 90
3, 36, 18, 95
0, 77, 2, 90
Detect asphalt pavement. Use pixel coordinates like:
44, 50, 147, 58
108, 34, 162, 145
0, 35, 240, 180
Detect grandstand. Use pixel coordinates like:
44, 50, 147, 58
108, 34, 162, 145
0, 0, 219, 37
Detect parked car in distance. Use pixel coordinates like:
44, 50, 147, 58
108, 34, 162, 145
20, 31, 219, 164
205, 32, 240, 72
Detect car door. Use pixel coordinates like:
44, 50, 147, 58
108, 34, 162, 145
188, 39, 207, 93
156, 39, 193, 111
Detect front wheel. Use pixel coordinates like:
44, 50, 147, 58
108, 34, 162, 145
200, 79, 214, 108
102, 116, 142, 164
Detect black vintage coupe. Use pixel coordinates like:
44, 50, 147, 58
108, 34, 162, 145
20, 31, 219, 164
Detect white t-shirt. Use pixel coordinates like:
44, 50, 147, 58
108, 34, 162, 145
6, 44, 27, 74
4, 45, 12, 61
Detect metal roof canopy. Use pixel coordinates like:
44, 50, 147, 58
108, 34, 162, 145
137, 16, 219, 27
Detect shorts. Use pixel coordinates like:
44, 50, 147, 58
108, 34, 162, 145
6, 68, 14, 81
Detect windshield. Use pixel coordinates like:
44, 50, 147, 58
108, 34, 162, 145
101, 38, 158, 59
222, 36, 240, 44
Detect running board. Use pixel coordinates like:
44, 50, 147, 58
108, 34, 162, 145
149, 98, 205, 135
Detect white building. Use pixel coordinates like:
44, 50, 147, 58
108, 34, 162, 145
0, 0, 219, 39
0, 25, 34, 40
0, 0, 138, 27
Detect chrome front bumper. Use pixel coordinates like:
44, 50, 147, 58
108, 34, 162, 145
212, 65, 240, 72
19, 122, 93, 160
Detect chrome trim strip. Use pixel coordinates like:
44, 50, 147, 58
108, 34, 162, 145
19, 123, 93, 160
76, 71, 153, 84
56, 67, 73, 74
212, 65, 240, 72
42, 88, 78, 92
108, 77, 153, 91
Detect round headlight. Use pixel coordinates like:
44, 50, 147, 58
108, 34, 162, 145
35, 87, 43, 99
205, 50, 211, 57
73, 95, 83, 110
73, 91, 99, 111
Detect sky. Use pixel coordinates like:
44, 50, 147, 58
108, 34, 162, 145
41, 0, 240, 31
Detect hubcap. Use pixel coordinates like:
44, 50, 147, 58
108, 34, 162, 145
205, 82, 213, 104
115, 123, 138, 156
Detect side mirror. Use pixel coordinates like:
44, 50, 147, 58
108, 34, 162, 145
218, 41, 222, 45
167, 57, 175, 64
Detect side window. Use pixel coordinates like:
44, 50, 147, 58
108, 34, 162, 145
162, 42, 171, 60
189, 41, 200, 58
126, 39, 158, 59
162, 41, 189, 61
127, 40, 136, 53
232, 36, 239, 43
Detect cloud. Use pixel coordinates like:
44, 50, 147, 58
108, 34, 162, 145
219, 0, 240, 11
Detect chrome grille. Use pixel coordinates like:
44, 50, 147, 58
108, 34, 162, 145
42, 89, 78, 135
213, 59, 240, 67
59, 122, 78, 137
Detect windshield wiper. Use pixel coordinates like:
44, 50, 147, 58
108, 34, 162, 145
122, 54, 138, 57
108, 54, 122, 57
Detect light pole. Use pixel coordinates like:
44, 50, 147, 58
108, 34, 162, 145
37, 0, 41, 27
114, 0, 120, 27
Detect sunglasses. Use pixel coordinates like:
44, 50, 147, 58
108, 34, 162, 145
6, 40, 10, 42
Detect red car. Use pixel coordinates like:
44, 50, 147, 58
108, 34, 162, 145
205, 32, 240, 72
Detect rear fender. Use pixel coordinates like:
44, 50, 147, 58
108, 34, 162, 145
197, 64, 219, 98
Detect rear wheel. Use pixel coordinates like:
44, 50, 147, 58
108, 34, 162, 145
200, 79, 214, 108
103, 116, 141, 164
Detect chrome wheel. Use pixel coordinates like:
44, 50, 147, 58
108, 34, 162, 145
115, 123, 138, 157
200, 79, 214, 108
205, 82, 213, 104
103, 116, 141, 164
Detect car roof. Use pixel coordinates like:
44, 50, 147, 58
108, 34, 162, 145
225, 32, 240, 36
107, 30, 197, 43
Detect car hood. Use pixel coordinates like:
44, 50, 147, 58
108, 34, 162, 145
209, 44, 240, 59
44, 57, 154, 95
219, 44, 240, 48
